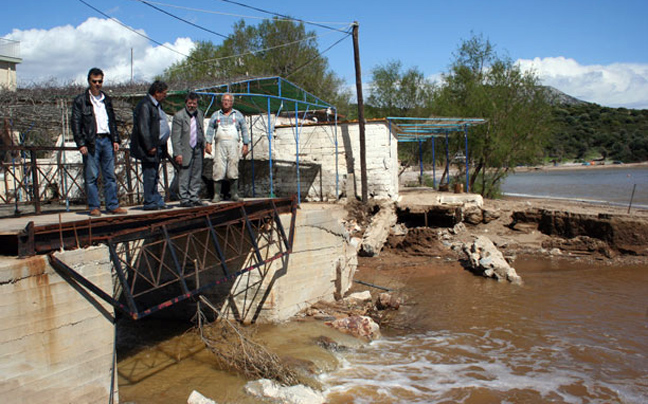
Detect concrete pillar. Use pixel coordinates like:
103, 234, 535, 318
0, 246, 116, 403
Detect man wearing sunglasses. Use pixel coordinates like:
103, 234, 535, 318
71, 67, 126, 217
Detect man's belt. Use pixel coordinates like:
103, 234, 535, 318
97, 133, 110, 138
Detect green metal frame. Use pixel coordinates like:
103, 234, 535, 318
387, 117, 486, 192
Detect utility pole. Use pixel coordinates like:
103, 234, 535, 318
130, 48, 134, 83
352, 21, 368, 203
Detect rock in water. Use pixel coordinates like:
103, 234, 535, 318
463, 236, 522, 284
376, 293, 401, 310
187, 390, 217, 404
244, 379, 325, 404
327, 315, 381, 341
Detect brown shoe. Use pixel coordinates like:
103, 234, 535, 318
108, 207, 127, 215
89, 208, 102, 217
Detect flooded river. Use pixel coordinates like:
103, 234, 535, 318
118, 259, 648, 403
501, 166, 648, 208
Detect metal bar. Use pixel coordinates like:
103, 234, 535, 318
133, 250, 289, 320
124, 149, 134, 205
464, 124, 470, 193
445, 130, 450, 186
162, 225, 190, 295
418, 140, 423, 186
387, 116, 487, 122
267, 97, 274, 197
354, 279, 393, 292
271, 199, 290, 252
432, 137, 436, 189
288, 195, 297, 252
240, 205, 264, 264
295, 101, 301, 204
249, 115, 256, 198
206, 216, 230, 277
194, 91, 332, 111
334, 109, 339, 200
107, 241, 139, 315
48, 253, 130, 317
30, 149, 41, 214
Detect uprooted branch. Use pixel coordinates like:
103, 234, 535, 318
196, 296, 300, 386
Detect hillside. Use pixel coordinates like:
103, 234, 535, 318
549, 102, 648, 163
545, 86, 589, 107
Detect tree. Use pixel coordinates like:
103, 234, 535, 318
433, 33, 553, 198
366, 60, 435, 118
162, 18, 350, 107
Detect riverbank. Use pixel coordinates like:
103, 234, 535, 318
513, 160, 648, 172
116, 193, 648, 403
383, 192, 648, 269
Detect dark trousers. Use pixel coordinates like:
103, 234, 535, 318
142, 158, 163, 209
178, 147, 204, 203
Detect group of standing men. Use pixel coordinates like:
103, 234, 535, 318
71, 68, 250, 216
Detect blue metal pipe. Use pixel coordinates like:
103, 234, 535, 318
432, 137, 436, 189
418, 139, 423, 185
267, 97, 274, 197
445, 130, 450, 186
388, 116, 486, 123
295, 102, 301, 205
194, 91, 331, 110
195, 76, 332, 110
250, 116, 256, 197
334, 109, 339, 200
464, 124, 470, 193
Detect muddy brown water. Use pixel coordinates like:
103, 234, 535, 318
118, 258, 648, 403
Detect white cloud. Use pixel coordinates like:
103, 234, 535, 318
517, 56, 648, 109
6, 17, 194, 85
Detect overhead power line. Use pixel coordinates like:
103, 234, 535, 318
136, 0, 228, 39
77, 0, 189, 57
165, 27, 352, 74
286, 29, 352, 78
133, 0, 350, 27
214, 0, 346, 32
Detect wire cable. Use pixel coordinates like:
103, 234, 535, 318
77, 0, 189, 57
164, 25, 351, 74
136, 0, 228, 39
132, 0, 351, 27
213, 0, 345, 32
285, 30, 352, 78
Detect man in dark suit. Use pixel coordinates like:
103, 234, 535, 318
171, 92, 206, 207
130, 80, 171, 210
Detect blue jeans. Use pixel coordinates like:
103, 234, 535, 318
142, 150, 164, 209
83, 136, 119, 211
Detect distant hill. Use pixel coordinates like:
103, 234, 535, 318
549, 101, 648, 163
544, 86, 589, 106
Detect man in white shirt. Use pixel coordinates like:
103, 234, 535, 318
71, 68, 126, 217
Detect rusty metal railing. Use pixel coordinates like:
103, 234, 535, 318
39, 196, 297, 321
1, 145, 177, 215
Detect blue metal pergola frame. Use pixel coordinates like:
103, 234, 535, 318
194, 77, 339, 203
387, 117, 486, 193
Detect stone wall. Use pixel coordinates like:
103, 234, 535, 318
222, 204, 357, 323
0, 246, 116, 403
236, 119, 399, 202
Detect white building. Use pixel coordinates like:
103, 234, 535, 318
0, 38, 21, 91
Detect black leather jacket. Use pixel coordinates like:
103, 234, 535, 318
130, 95, 162, 163
71, 90, 119, 150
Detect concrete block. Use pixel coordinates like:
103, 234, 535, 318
0, 246, 116, 403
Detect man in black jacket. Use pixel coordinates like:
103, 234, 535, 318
130, 80, 171, 210
71, 67, 126, 217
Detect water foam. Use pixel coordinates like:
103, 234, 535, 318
321, 329, 647, 403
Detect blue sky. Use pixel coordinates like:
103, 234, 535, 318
3, 0, 648, 108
